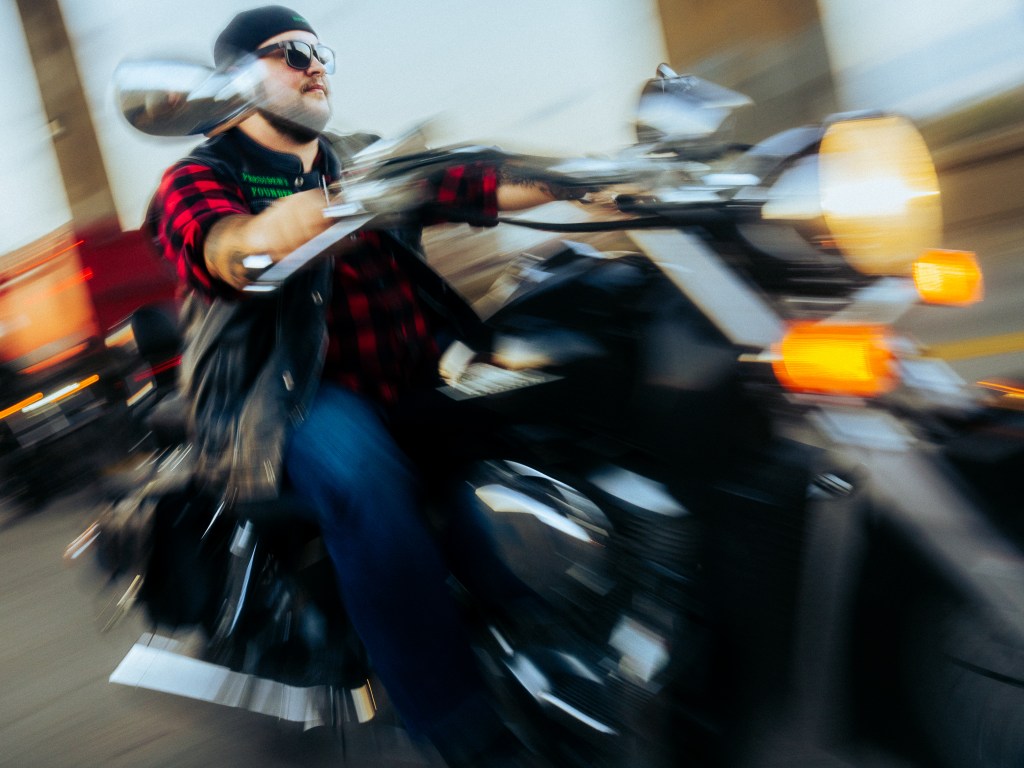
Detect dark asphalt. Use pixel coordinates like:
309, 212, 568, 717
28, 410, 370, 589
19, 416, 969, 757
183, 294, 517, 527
0, 486, 436, 768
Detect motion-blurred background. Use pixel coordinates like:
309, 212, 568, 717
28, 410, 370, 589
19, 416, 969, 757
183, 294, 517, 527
4, 0, 1024, 381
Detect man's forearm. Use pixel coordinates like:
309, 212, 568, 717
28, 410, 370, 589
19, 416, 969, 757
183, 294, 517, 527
202, 188, 334, 289
496, 174, 587, 212
497, 182, 558, 211
205, 214, 262, 290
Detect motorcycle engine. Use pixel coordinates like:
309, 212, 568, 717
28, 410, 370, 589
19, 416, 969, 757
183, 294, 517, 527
469, 458, 704, 741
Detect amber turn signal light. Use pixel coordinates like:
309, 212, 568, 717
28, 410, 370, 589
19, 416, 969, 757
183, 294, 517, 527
772, 322, 897, 397
912, 249, 983, 305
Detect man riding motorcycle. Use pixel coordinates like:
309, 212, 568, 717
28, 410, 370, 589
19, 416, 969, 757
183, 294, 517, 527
145, 5, 561, 765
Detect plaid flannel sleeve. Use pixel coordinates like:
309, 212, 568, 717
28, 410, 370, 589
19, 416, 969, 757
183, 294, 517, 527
150, 162, 249, 297
420, 162, 499, 226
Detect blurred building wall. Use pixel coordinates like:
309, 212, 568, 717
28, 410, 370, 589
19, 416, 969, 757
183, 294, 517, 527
16, 0, 117, 231
0, 1, 74, 256
818, 0, 1024, 120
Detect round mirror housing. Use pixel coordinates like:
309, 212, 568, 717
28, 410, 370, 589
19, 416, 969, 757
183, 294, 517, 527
114, 59, 264, 137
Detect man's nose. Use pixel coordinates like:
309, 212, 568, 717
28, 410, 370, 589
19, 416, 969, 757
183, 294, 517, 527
306, 55, 326, 76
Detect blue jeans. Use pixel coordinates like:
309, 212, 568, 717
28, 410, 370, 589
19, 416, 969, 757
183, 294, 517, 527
283, 383, 500, 741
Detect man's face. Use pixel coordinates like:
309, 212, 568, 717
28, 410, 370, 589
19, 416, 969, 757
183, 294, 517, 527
257, 29, 332, 140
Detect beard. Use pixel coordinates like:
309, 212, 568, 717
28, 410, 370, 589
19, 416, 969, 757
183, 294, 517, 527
258, 108, 324, 143
258, 79, 331, 143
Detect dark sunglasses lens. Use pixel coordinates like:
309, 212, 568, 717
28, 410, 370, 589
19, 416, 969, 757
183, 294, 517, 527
285, 42, 313, 70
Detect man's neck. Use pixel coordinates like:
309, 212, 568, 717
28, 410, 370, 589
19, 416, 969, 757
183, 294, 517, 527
238, 114, 320, 171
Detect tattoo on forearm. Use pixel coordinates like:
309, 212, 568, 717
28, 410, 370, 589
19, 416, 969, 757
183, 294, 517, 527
205, 220, 250, 287
225, 249, 248, 284
497, 167, 585, 201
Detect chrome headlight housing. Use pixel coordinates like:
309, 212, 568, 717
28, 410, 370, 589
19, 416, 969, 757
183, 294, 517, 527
734, 113, 942, 277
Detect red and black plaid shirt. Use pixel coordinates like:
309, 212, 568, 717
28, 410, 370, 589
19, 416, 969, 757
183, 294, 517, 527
150, 155, 497, 405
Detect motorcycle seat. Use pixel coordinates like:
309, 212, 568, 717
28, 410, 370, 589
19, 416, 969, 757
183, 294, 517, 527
230, 491, 321, 538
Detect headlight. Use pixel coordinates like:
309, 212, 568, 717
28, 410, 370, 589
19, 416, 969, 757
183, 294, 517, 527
738, 114, 942, 278
818, 115, 941, 275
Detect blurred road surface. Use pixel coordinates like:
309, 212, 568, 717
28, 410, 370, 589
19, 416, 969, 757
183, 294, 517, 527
0, 487, 436, 768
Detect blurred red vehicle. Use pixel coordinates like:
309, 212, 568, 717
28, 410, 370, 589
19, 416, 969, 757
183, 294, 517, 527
0, 222, 177, 507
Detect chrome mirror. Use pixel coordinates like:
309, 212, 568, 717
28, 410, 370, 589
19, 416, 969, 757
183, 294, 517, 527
635, 64, 752, 153
113, 59, 264, 137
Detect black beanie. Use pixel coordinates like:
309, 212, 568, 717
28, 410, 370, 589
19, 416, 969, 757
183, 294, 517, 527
214, 5, 317, 67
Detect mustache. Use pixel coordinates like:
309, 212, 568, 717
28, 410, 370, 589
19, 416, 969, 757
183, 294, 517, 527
302, 77, 329, 95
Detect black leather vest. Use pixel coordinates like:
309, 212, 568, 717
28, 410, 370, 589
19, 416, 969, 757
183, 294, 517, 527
176, 128, 376, 501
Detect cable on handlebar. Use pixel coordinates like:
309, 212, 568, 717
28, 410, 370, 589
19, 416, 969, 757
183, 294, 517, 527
497, 207, 733, 232
495, 216, 673, 232
424, 204, 732, 233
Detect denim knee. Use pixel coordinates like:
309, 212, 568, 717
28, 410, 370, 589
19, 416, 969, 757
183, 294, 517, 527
284, 384, 417, 522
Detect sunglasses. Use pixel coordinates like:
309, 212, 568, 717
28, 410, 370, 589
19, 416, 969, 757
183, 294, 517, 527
254, 40, 336, 75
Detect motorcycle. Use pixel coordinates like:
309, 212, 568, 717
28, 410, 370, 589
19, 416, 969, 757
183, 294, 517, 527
67, 56, 1024, 767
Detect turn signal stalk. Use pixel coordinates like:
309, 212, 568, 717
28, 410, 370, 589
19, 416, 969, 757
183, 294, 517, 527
773, 322, 897, 397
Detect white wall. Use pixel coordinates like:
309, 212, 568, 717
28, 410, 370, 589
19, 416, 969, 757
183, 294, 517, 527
0, 0, 73, 254
58, 0, 667, 229
818, 0, 1024, 118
